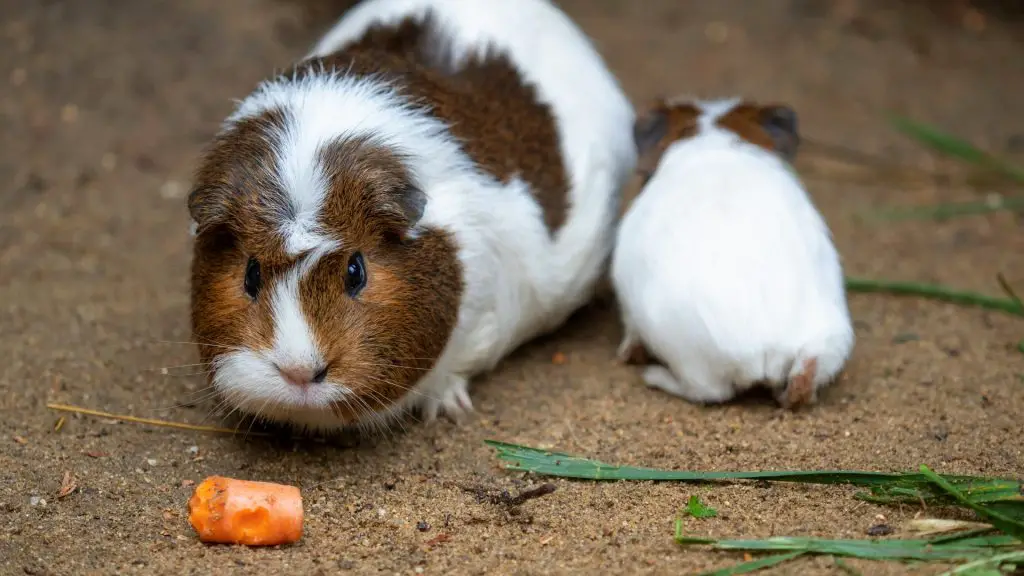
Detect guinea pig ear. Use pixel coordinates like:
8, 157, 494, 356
759, 105, 800, 161
634, 109, 670, 178
634, 109, 669, 157
186, 184, 231, 236
392, 183, 427, 229
376, 183, 428, 242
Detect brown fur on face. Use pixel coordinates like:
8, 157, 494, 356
189, 122, 463, 423
188, 12, 570, 425
633, 98, 800, 184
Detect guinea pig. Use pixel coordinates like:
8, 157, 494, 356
609, 96, 854, 409
186, 0, 637, 432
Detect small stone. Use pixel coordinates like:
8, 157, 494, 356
146, 458, 158, 467
159, 180, 185, 200
101, 153, 118, 172
416, 521, 430, 532
29, 496, 46, 507
867, 523, 893, 536
705, 21, 729, 44
186, 446, 199, 457
60, 104, 79, 123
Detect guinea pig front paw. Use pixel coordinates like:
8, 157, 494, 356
418, 374, 474, 425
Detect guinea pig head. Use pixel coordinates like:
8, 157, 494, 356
633, 98, 801, 180
187, 111, 462, 429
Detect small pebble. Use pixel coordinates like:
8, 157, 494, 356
159, 180, 185, 200
705, 21, 729, 43
101, 153, 118, 172
146, 459, 158, 467
186, 446, 199, 457
60, 104, 79, 124
416, 521, 430, 532
29, 496, 46, 507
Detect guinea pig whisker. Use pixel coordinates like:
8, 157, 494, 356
359, 361, 435, 373
152, 339, 245, 352
358, 387, 408, 437
356, 369, 444, 404
145, 386, 223, 414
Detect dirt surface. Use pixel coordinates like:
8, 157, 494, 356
2, 1, 1023, 574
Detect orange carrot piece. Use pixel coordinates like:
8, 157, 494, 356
187, 476, 303, 546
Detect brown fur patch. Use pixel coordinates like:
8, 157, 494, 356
326, 14, 571, 233
715, 103, 800, 160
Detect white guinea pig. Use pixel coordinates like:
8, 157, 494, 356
610, 96, 854, 408
186, 0, 636, 432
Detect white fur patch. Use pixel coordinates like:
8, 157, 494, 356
267, 266, 325, 371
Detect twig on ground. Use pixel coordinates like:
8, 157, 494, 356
45, 403, 272, 437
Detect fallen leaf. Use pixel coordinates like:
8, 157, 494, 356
57, 471, 77, 498
424, 533, 451, 548
905, 518, 991, 535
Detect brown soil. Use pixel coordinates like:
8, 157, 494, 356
2, 1, 1023, 575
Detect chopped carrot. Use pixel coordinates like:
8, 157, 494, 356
187, 476, 303, 546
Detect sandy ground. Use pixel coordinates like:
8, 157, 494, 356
2, 0, 1023, 574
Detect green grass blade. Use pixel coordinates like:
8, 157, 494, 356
698, 551, 806, 576
844, 278, 1024, 317
919, 465, 1024, 540
873, 197, 1024, 221
887, 115, 1024, 184
677, 535, 1008, 562
937, 551, 1024, 575
485, 441, 1024, 522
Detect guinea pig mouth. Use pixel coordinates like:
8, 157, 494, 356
211, 350, 350, 414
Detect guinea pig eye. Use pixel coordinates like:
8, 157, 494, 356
243, 257, 262, 299
345, 252, 367, 297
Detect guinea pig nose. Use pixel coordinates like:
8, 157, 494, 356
277, 364, 328, 387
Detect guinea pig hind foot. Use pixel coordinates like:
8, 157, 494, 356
615, 330, 651, 366
776, 357, 818, 410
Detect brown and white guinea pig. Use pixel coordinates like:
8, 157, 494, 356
186, 0, 637, 432
610, 97, 854, 409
